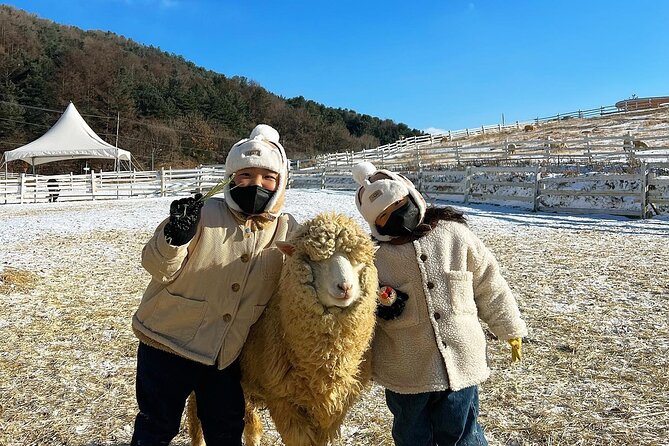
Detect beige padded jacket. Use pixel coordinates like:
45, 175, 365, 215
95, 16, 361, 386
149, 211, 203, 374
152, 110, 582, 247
132, 198, 298, 369
372, 220, 527, 393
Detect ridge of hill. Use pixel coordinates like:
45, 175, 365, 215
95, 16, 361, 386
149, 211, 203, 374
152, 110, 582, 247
308, 106, 669, 169
0, 5, 422, 172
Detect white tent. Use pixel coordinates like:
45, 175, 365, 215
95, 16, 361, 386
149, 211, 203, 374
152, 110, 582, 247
1, 102, 131, 168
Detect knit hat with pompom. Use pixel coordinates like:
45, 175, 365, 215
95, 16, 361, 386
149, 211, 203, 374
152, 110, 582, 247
352, 162, 426, 241
223, 124, 288, 217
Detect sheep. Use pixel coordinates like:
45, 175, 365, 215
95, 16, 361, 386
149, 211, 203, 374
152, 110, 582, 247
623, 135, 649, 151
187, 212, 379, 446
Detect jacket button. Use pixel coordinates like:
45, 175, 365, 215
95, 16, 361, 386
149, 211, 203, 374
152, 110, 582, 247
222, 313, 232, 322
240, 254, 250, 263
231, 283, 240, 292
420, 254, 427, 261
434, 312, 441, 320
427, 282, 435, 289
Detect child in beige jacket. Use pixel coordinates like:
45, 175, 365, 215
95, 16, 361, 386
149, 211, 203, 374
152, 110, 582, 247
131, 125, 298, 446
353, 162, 527, 446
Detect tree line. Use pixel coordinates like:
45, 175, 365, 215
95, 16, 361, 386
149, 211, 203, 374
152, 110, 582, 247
0, 6, 423, 172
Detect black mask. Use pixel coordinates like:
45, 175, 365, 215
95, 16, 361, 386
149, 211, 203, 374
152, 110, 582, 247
377, 199, 421, 237
230, 184, 275, 215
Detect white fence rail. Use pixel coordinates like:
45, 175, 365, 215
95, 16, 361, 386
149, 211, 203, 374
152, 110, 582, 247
1, 166, 227, 204
2, 163, 669, 219
290, 163, 669, 219
298, 133, 669, 171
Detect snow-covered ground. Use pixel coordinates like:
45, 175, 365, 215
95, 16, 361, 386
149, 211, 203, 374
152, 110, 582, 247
1, 189, 668, 445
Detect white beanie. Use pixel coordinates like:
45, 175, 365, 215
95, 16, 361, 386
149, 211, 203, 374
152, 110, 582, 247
352, 162, 427, 241
223, 124, 288, 216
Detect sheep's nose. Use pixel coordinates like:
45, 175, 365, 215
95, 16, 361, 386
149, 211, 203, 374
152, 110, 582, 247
337, 282, 353, 297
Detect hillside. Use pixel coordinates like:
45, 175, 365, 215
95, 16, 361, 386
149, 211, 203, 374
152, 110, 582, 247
308, 106, 669, 169
0, 5, 422, 172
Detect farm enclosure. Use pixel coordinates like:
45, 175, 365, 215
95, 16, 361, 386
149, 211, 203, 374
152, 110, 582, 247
1, 190, 668, 445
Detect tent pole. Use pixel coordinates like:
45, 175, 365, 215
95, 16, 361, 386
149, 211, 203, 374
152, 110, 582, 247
32, 158, 35, 174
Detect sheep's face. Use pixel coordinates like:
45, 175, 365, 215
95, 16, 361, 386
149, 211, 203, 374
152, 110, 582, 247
309, 252, 365, 308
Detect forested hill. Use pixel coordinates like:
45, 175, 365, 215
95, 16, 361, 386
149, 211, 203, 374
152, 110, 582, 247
0, 6, 423, 170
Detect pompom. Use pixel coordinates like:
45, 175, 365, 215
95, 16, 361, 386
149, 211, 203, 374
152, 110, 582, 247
249, 124, 280, 144
352, 162, 377, 186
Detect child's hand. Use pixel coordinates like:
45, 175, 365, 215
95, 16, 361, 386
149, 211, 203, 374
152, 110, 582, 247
164, 193, 204, 246
508, 338, 522, 362
376, 286, 408, 320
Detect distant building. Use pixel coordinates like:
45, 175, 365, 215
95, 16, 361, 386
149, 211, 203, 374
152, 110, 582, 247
615, 96, 669, 111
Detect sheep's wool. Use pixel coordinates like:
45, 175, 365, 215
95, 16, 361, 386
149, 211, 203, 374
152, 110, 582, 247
238, 212, 379, 446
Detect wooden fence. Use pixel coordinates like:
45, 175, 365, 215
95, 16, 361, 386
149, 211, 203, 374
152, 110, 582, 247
290, 163, 669, 219
299, 132, 669, 171
1, 166, 227, 205
2, 163, 669, 219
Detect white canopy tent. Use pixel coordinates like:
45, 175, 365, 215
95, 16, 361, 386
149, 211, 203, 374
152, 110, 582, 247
1, 102, 131, 172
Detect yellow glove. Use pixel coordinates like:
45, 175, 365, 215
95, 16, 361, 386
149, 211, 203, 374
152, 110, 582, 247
508, 338, 522, 362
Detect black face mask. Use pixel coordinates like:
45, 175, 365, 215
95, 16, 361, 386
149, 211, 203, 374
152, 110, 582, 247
377, 199, 421, 237
230, 184, 275, 215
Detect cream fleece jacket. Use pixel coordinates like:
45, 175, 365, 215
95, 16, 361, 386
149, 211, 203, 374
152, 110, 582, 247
132, 198, 298, 368
372, 220, 527, 393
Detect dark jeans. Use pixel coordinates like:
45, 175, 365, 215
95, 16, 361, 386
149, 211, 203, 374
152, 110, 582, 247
131, 342, 244, 446
385, 386, 488, 446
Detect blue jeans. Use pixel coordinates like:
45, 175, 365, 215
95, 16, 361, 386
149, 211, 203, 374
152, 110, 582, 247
131, 342, 244, 446
385, 386, 488, 446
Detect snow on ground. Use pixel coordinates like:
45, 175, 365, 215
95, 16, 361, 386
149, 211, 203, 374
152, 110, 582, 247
1, 189, 668, 445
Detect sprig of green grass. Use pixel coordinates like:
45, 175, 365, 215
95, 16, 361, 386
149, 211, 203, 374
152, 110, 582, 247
197, 174, 234, 202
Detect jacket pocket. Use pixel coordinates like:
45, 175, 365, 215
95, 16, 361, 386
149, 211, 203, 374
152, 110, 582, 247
138, 288, 207, 345
445, 271, 477, 315
377, 286, 421, 331
259, 247, 284, 281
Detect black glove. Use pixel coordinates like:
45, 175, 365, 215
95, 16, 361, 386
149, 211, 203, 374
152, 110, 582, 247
163, 193, 204, 246
377, 286, 409, 321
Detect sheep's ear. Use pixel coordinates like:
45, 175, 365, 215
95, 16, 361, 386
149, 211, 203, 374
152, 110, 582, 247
276, 241, 296, 256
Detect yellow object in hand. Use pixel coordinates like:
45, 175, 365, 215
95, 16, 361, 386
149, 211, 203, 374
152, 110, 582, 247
508, 338, 523, 362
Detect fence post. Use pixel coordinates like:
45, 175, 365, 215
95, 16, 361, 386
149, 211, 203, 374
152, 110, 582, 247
415, 146, 423, 192
160, 167, 166, 197
90, 170, 96, 199
19, 173, 25, 204
533, 166, 543, 212
640, 162, 648, 219
464, 166, 472, 204
321, 167, 327, 190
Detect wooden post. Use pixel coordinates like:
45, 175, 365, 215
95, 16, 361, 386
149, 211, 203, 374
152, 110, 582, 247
19, 173, 25, 204
160, 167, 166, 197
321, 167, 327, 190
90, 170, 96, 200
640, 162, 648, 219
533, 166, 542, 212
464, 166, 472, 204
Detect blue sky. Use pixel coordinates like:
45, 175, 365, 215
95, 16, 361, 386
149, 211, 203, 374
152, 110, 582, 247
6, 0, 669, 133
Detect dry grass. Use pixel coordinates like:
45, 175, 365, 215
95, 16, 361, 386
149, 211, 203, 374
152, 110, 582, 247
0, 267, 38, 294
1, 216, 668, 445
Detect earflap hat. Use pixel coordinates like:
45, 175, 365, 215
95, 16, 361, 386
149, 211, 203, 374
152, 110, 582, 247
352, 162, 427, 241
223, 124, 289, 217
